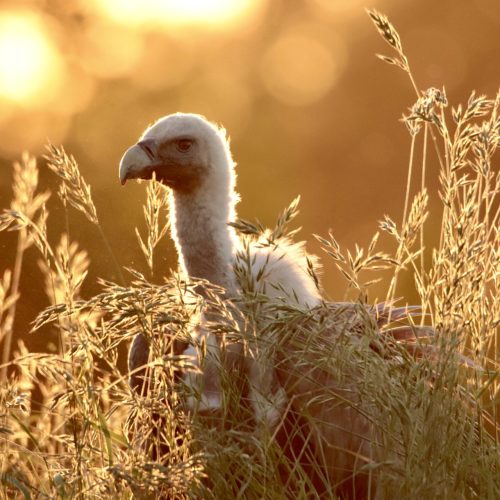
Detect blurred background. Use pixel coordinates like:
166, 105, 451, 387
0, 0, 499, 358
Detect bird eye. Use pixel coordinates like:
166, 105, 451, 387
176, 139, 193, 152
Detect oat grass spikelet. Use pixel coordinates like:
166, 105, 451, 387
0, 154, 50, 379
45, 144, 99, 225
135, 174, 170, 275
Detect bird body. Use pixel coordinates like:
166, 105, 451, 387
120, 113, 422, 498
120, 113, 320, 421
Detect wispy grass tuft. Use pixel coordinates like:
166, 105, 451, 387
135, 174, 170, 275
0, 11, 498, 499
44, 144, 99, 225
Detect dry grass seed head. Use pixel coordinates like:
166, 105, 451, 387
44, 144, 99, 225
135, 174, 170, 275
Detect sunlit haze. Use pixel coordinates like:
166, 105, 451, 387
0, 11, 62, 105
0, 0, 498, 297
95, 0, 258, 28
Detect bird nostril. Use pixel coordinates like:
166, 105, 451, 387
138, 140, 156, 161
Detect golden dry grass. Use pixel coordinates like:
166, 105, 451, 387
0, 11, 498, 499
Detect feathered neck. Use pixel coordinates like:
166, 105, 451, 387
168, 141, 239, 295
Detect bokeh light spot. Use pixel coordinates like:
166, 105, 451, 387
95, 0, 258, 29
176, 71, 253, 136
79, 21, 144, 79
0, 11, 63, 105
261, 34, 340, 106
161, 0, 254, 25
309, 0, 376, 18
130, 35, 195, 91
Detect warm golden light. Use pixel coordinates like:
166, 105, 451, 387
162, 0, 254, 25
95, 0, 257, 29
0, 11, 63, 105
79, 21, 144, 79
261, 33, 341, 106
309, 0, 373, 18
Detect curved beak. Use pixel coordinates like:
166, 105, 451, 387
119, 144, 154, 185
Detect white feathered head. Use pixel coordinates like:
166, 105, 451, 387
119, 113, 236, 199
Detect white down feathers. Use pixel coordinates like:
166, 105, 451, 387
126, 113, 321, 424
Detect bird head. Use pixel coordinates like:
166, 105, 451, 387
119, 113, 233, 194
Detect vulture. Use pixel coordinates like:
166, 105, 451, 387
119, 113, 430, 498
120, 113, 320, 424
